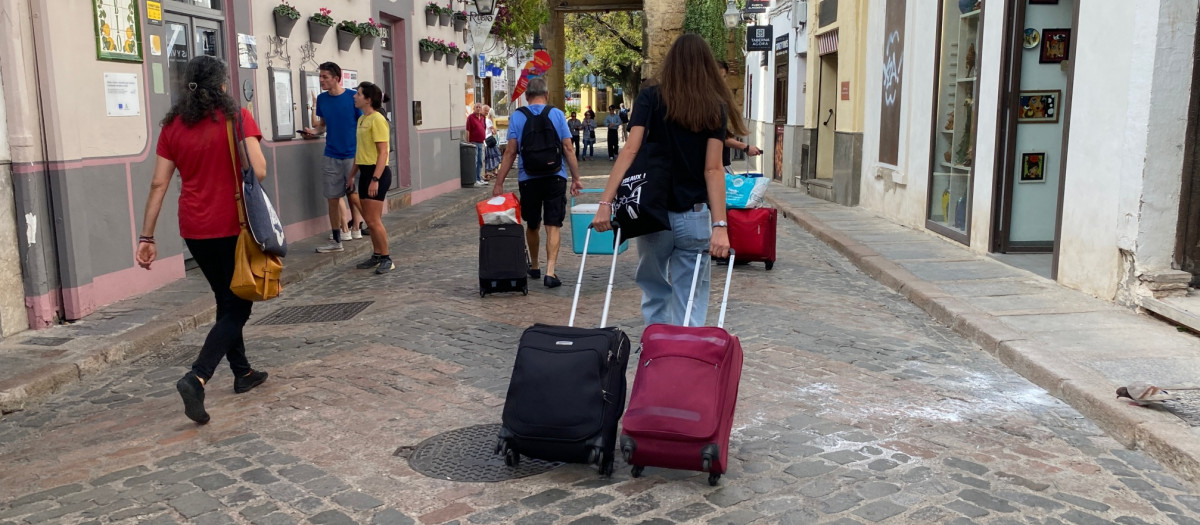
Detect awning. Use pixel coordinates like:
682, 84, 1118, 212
817, 30, 839, 56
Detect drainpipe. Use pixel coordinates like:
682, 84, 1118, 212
0, 0, 68, 328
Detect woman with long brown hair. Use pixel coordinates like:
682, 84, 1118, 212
591, 34, 745, 327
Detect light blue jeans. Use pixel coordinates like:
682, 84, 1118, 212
474, 143, 485, 182
635, 204, 712, 327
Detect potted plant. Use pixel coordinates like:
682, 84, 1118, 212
438, 4, 452, 26
273, 1, 301, 38
308, 7, 334, 44
335, 19, 359, 52
430, 38, 447, 60
358, 18, 383, 50
456, 51, 471, 69
453, 10, 468, 31
424, 2, 440, 26
445, 41, 459, 65
418, 38, 437, 62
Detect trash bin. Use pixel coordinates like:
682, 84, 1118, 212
460, 142, 479, 187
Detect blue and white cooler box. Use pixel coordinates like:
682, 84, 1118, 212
726, 171, 769, 209
570, 189, 629, 255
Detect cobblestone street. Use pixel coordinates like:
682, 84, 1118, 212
3, 181, 1200, 525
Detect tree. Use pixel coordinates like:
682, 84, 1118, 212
487, 0, 550, 52
564, 11, 645, 103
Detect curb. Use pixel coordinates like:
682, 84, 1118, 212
765, 192, 1200, 482
0, 189, 485, 414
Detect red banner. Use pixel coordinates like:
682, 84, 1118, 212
511, 51, 554, 102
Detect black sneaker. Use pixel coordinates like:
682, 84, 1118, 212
528, 268, 541, 279
375, 258, 395, 275
544, 274, 562, 288
176, 373, 210, 424
234, 369, 268, 394
356, 254, 383, 269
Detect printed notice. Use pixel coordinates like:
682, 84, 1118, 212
104, 72, 140, 117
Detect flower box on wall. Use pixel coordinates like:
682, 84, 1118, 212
336, 29, 357, 52
308, 20, 331, 43
360, 35, 377, 50
273, 1, 301, 38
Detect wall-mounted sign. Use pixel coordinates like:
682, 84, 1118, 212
745, 0, 770, 13
841, 81, 850, 100
237, 34, 257, 69
747, 25, 773, 52
342, 69, 358, 89
146, 1, 162, 25
104, 72, 140, 117
775, 34, 789, 54
413, 101, 423, 126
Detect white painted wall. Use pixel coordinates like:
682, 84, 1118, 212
0, 67, 8, 163
743, 3, 806, 175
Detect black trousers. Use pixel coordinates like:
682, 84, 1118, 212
571, 135, 581, 159
607, 129, 619, 158
185, 236, 254, 382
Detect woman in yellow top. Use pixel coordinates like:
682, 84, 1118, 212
352, 82, 394, 274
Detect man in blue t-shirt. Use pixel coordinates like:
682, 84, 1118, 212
304, 62, 363, 253
492, 78, 582, 288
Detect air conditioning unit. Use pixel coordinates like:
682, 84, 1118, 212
793, 0, 808, 31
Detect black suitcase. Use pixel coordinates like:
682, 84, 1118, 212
497, 227, 631, 476
479, 224, 528, 297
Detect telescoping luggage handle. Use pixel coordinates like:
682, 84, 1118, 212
682, 250, 736, 329
568, 225, 624, 328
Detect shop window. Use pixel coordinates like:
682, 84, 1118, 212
168, 0, 220, 10
926, 0, 983, 240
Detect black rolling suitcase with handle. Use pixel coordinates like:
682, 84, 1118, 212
496, 227, 630, 476
479, 224, 529, 297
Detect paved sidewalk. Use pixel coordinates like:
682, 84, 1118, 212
766, 185, 1200, 481
0, 186, 492, 414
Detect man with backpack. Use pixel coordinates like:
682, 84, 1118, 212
492, 78, 582, 288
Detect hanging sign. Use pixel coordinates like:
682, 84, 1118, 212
747, 25, 773, 52
467, 7, 497, 52
511, 50, 553, 102
745, 0, 770, 13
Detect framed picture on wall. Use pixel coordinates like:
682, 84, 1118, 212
299, 69, 321, 131
92, 0, 143, 62
1040, 28, 1071, 63
268, 68, 295, 141
1020, 153, 1047, 183
1017, 90, 1060, 124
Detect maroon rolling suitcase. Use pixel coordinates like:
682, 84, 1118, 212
727, 207, 777, 270
619, 253, 743, 486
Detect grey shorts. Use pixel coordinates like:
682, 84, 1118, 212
322, 156, 357, 199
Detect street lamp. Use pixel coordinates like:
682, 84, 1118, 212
468, 0, 496, 22
532, 31, 546, 51
723, 0, 741, 29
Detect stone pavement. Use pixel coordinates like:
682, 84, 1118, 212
5, 174, 1200, 524
764, 185, 1200, 484
0, 186, 492, 414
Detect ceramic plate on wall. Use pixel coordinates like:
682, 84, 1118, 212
1024, 28, 1041, 49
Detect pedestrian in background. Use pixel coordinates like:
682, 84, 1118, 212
352, 82, 396, 275
567, 111, 583, 160
306, 61, 364, 253
591, 34, 742, 327
466, 103, 488, 187
718, 61, 762, 168
136, 55, 269, 425
604, 105, 622, 161
582, 110, 597, 159
618, 103, 630, 144
484, 105, 502, 180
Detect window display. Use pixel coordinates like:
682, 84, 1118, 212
927, 0, 983, 237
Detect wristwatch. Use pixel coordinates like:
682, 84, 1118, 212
712, 221, 728, 228
371, 176, 381, 182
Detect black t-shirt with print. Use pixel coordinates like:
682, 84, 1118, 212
630, 86, 726, 213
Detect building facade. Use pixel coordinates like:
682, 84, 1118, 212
743, 0, 808, 187
858, 0, 1200, 307
0, 0, 475, 335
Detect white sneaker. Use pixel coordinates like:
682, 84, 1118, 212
316, 241, 344, 253
341, 230, 354, 241
351, 229, 363, 240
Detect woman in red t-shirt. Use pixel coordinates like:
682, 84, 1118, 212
135, 56, 269, 425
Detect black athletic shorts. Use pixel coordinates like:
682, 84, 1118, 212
357, 165, 392, 201
518, 176, 567, 230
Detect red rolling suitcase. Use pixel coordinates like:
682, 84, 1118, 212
727, 208, 777, 270
619, 253, 743, 486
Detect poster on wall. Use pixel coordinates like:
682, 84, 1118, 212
877, 0, 906, 166
104, 72, 140, 116
238, 34, 258, 69
1020, 152, 1046, 183
269, 68, 295, 140
300, 69, 321, 131
92, 0, 142, 62
342, 69, 359, 89
1017, 90, 1059, 123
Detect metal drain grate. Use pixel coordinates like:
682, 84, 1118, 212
134, 345, 199, 367
1164, 390, 1200, 427
23, 337, 72, 347
406, 424, 562, 482
253, 302, 374, 325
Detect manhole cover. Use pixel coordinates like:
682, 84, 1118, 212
134, 345, 199, 367
23, 337, 72, 347
407, 424, 562, 482
1164, 390, 1200, 427
253, 302, 373, 325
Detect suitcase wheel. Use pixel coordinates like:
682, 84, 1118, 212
522, 283, 528, 295
765, 260, 774, 271
631, 465, 644, 478
494, 438, 507, 455
708, 473, 720, 486
587, 448, 600, 465
619, 435, 636, 463
504, 448, 520, 467
480, 288, 487, 298
700, 444, 718, 473
701, 458, 712, 472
